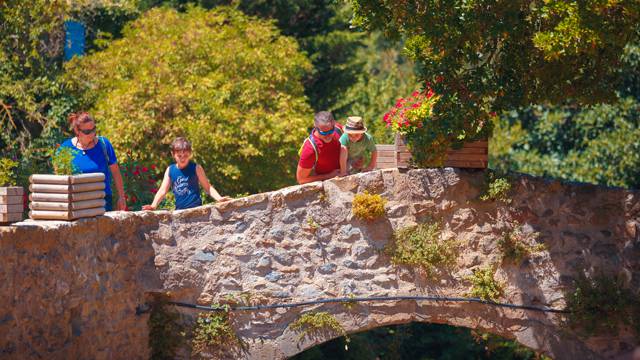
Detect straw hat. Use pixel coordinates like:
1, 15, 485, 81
344, 116, 367, 134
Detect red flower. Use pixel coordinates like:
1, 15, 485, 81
435, 75, 444, 83
151, 188, 158, 194
151, 164, 157, 170
426, 89, 435, 99
490, 111, 497, 117
411, 90, 420, 97
412, 103, 421, 109
131, 196, 137, 203
142, 167, 148, 173
133, 170, 140, 176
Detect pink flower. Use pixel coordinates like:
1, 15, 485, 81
412, 90, 420, 97
412, 103, 421, 108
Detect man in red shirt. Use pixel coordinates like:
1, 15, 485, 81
297, 111, 343, 184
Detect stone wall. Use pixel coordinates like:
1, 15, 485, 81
0, 169, 638, 359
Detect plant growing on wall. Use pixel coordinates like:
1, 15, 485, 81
290, 311, 349, 346
498, 226, 545, 264
352, 191, 387, 221
479, 171, 512, 203
0, 158, 18, 186
466, 266, 504, 302
386, 222, 457, 277
191, 306, 240, 355
566, 272, 640, 338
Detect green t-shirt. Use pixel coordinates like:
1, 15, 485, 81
339, 132, 376, 173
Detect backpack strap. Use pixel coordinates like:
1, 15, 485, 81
98, 136, 110, 164
304, 135, 319, 171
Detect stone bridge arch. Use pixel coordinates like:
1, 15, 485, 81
1, 169, 638, 359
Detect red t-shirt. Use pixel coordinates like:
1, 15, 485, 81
298, 127, 342, 175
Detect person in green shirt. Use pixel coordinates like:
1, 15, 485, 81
339, 116, 378, 176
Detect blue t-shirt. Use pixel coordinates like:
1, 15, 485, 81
59, 136, 117, 195
169, 162, 202, 210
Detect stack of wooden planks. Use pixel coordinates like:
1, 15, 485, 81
0, 187, 24, 225
29, 173, 107, 220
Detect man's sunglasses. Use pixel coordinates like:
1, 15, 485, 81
79, 127, 96, 135
316, 127, 335, 136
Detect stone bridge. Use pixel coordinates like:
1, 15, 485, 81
0, 169, 638, 359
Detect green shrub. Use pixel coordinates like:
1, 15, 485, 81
479, 172, 512, 203
191, 307, 239, 355
498, 227, 545, 264
466, 266, 504, 302
290, 312, 348, 343
386, 222, 457, 277
352, 191, 387, 220
148, 293, 185, 360
51, 147, 80, 175
566, 273, 640, 337
0, 158, 18, 186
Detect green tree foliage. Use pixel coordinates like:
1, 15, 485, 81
138, 0, 365, 112
64, 6, 313, 195
491, 37, 640, 189
350, 0, 640, 165
334, 32, 419, 144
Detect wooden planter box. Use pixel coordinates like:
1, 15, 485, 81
29, 173, 107, 221
376, 135, 488, 169
0, 187, 24, 225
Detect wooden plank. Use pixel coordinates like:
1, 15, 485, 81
446, 147, 488, 155
0, 195, 23, 205
376, 144, 395, 151
29, 190, 105, 202
29, 182, 105, 194
29, 206, 105, 221
30, 199, 105, 211
0, 204, 23, 213
460, 141, 488, 148
377, 153, 396, 160
0, 212, 22, 223
444, 159, 488, 168
0, 187, 23, 196
445, 153, 488, 161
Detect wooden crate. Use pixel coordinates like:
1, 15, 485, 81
375, 136, 488, 169
0, 186, 24, 225
28, 173, 107, 221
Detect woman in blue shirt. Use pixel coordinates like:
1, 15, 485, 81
59, 112, 126, 211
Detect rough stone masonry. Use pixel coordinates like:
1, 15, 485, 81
0, 168, 638, 359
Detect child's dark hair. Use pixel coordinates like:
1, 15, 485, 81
171, 137, 192, 152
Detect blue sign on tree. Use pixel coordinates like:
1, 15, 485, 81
64, 20, 85, 61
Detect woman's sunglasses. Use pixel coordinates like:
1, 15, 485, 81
79, 127, 96, 135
